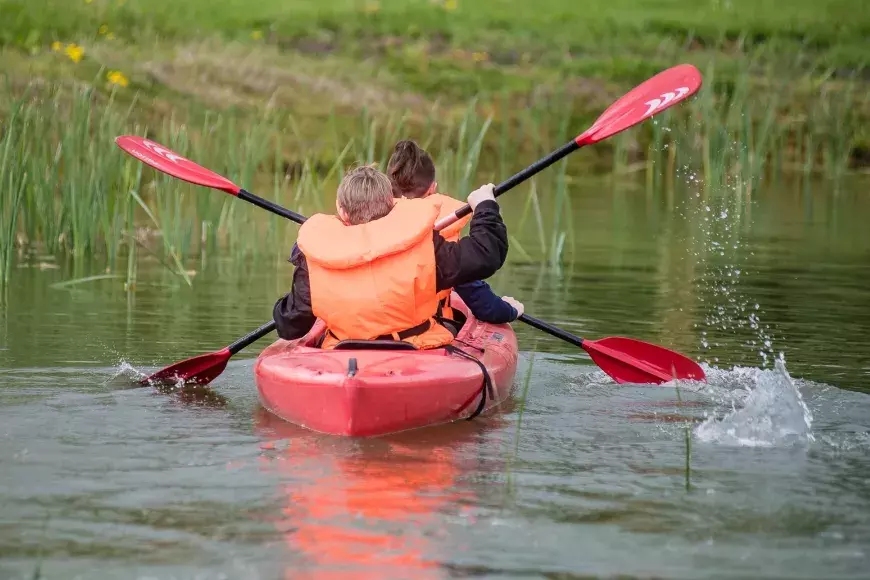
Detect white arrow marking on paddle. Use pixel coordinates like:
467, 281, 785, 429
143, 140, 186, 165
642, 86, 691, 117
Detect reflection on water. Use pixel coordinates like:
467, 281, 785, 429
254, 409, 500, 580
1, 179, 870, 578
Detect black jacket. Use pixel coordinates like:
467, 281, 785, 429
273, 199, 508, 340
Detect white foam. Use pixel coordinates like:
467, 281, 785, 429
695, 355, 815, 447
102, 359, 147, 384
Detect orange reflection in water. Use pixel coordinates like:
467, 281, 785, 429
253, 407, 504, 580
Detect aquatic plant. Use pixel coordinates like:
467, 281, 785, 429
1, 35, 867, 284
513, 349, 538, 448
0, 82, 510, 274
675, 385, 692, 492
503, 348, 538, 495
0, 91, 28, 284
642, 51, 867, 196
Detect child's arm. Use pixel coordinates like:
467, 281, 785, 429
453, 280, 520, 324
272, 244, 317, 340
433, 187, 508, 291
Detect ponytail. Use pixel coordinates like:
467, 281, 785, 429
387, 139, 436, 199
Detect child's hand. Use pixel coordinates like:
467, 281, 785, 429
502, 296, 524, 319
467, 183, 495, 211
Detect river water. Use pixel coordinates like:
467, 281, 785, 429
1, 177, 869, 579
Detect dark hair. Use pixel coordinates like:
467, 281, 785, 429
387, 139, 436, 199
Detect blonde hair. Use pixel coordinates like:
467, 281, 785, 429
337, 164, 395, 225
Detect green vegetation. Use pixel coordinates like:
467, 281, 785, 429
504, 348, 537, 494
1, 0, 868, 280
675, 385, 691, 492
0, 85, 511, 284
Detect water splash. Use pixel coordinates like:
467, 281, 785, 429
695, 354, 815, 447
673, 164, 779, 368
113, 360, 144, 380
102, 360, 145, 382
663, 134, 818, 447
99, 359, 152, 389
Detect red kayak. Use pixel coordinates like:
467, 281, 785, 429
254, 293, 519, 437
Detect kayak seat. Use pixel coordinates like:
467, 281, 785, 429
332, 339, 418, 351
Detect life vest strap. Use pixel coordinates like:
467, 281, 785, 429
435, 295, 465, 337
324, 318, 436, 345
436, 295, 450, 318
445, 345, 494, 420
375, 319, 432, 341
436, 316, 462, 337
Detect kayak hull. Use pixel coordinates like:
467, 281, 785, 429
254, 293, 519, 437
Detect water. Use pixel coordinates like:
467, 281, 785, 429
2, 178, 870, 579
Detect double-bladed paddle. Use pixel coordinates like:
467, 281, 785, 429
118, 63, 705, 387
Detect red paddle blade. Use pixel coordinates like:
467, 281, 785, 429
115, 136, 241, 195
576, 64, 702, 146
582, 336, 705, 385
139, 347, 232, 386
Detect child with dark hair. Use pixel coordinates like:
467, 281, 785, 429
387, 140, 523, 329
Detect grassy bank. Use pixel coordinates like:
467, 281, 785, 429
1, 0, 869, 281
4, 0, 868, 168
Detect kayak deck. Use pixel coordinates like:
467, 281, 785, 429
254, 294, 519, 436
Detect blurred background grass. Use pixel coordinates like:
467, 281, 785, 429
1, 0, 868, 282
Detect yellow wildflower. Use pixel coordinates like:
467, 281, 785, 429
444, 0, 457, 11
65, 44, 85, 63
107, 70, 129, 87
363, 1, 380, 13
472, 51, 488, 63
107, 32, 116, 40
51, 41, 62, 52
250, 29, 263, 40
99, 24, 109, 35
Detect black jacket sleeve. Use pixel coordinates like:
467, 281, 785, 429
272, 243, 317, 340
434, 200, 508, 291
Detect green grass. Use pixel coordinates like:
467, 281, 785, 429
5, 0, 868, 70
1, 0, 869, 277
3, 0, 868, 160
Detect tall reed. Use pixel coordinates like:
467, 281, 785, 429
675, 385, 692, 492
642, 49, 866, 196
0, 100, 28, 285
1, 48, 865, 284
0, 84, 507, 275
504, 349, 538, 495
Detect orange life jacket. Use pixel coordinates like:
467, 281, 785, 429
296, 197, 455, 350
428, 193, 473, 323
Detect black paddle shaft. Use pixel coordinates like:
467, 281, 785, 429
228, 320, 277, 355
238, 189, 306, 225
452, 139, 581, 221
237, 139, 581, 226
518, 314, 584, 348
